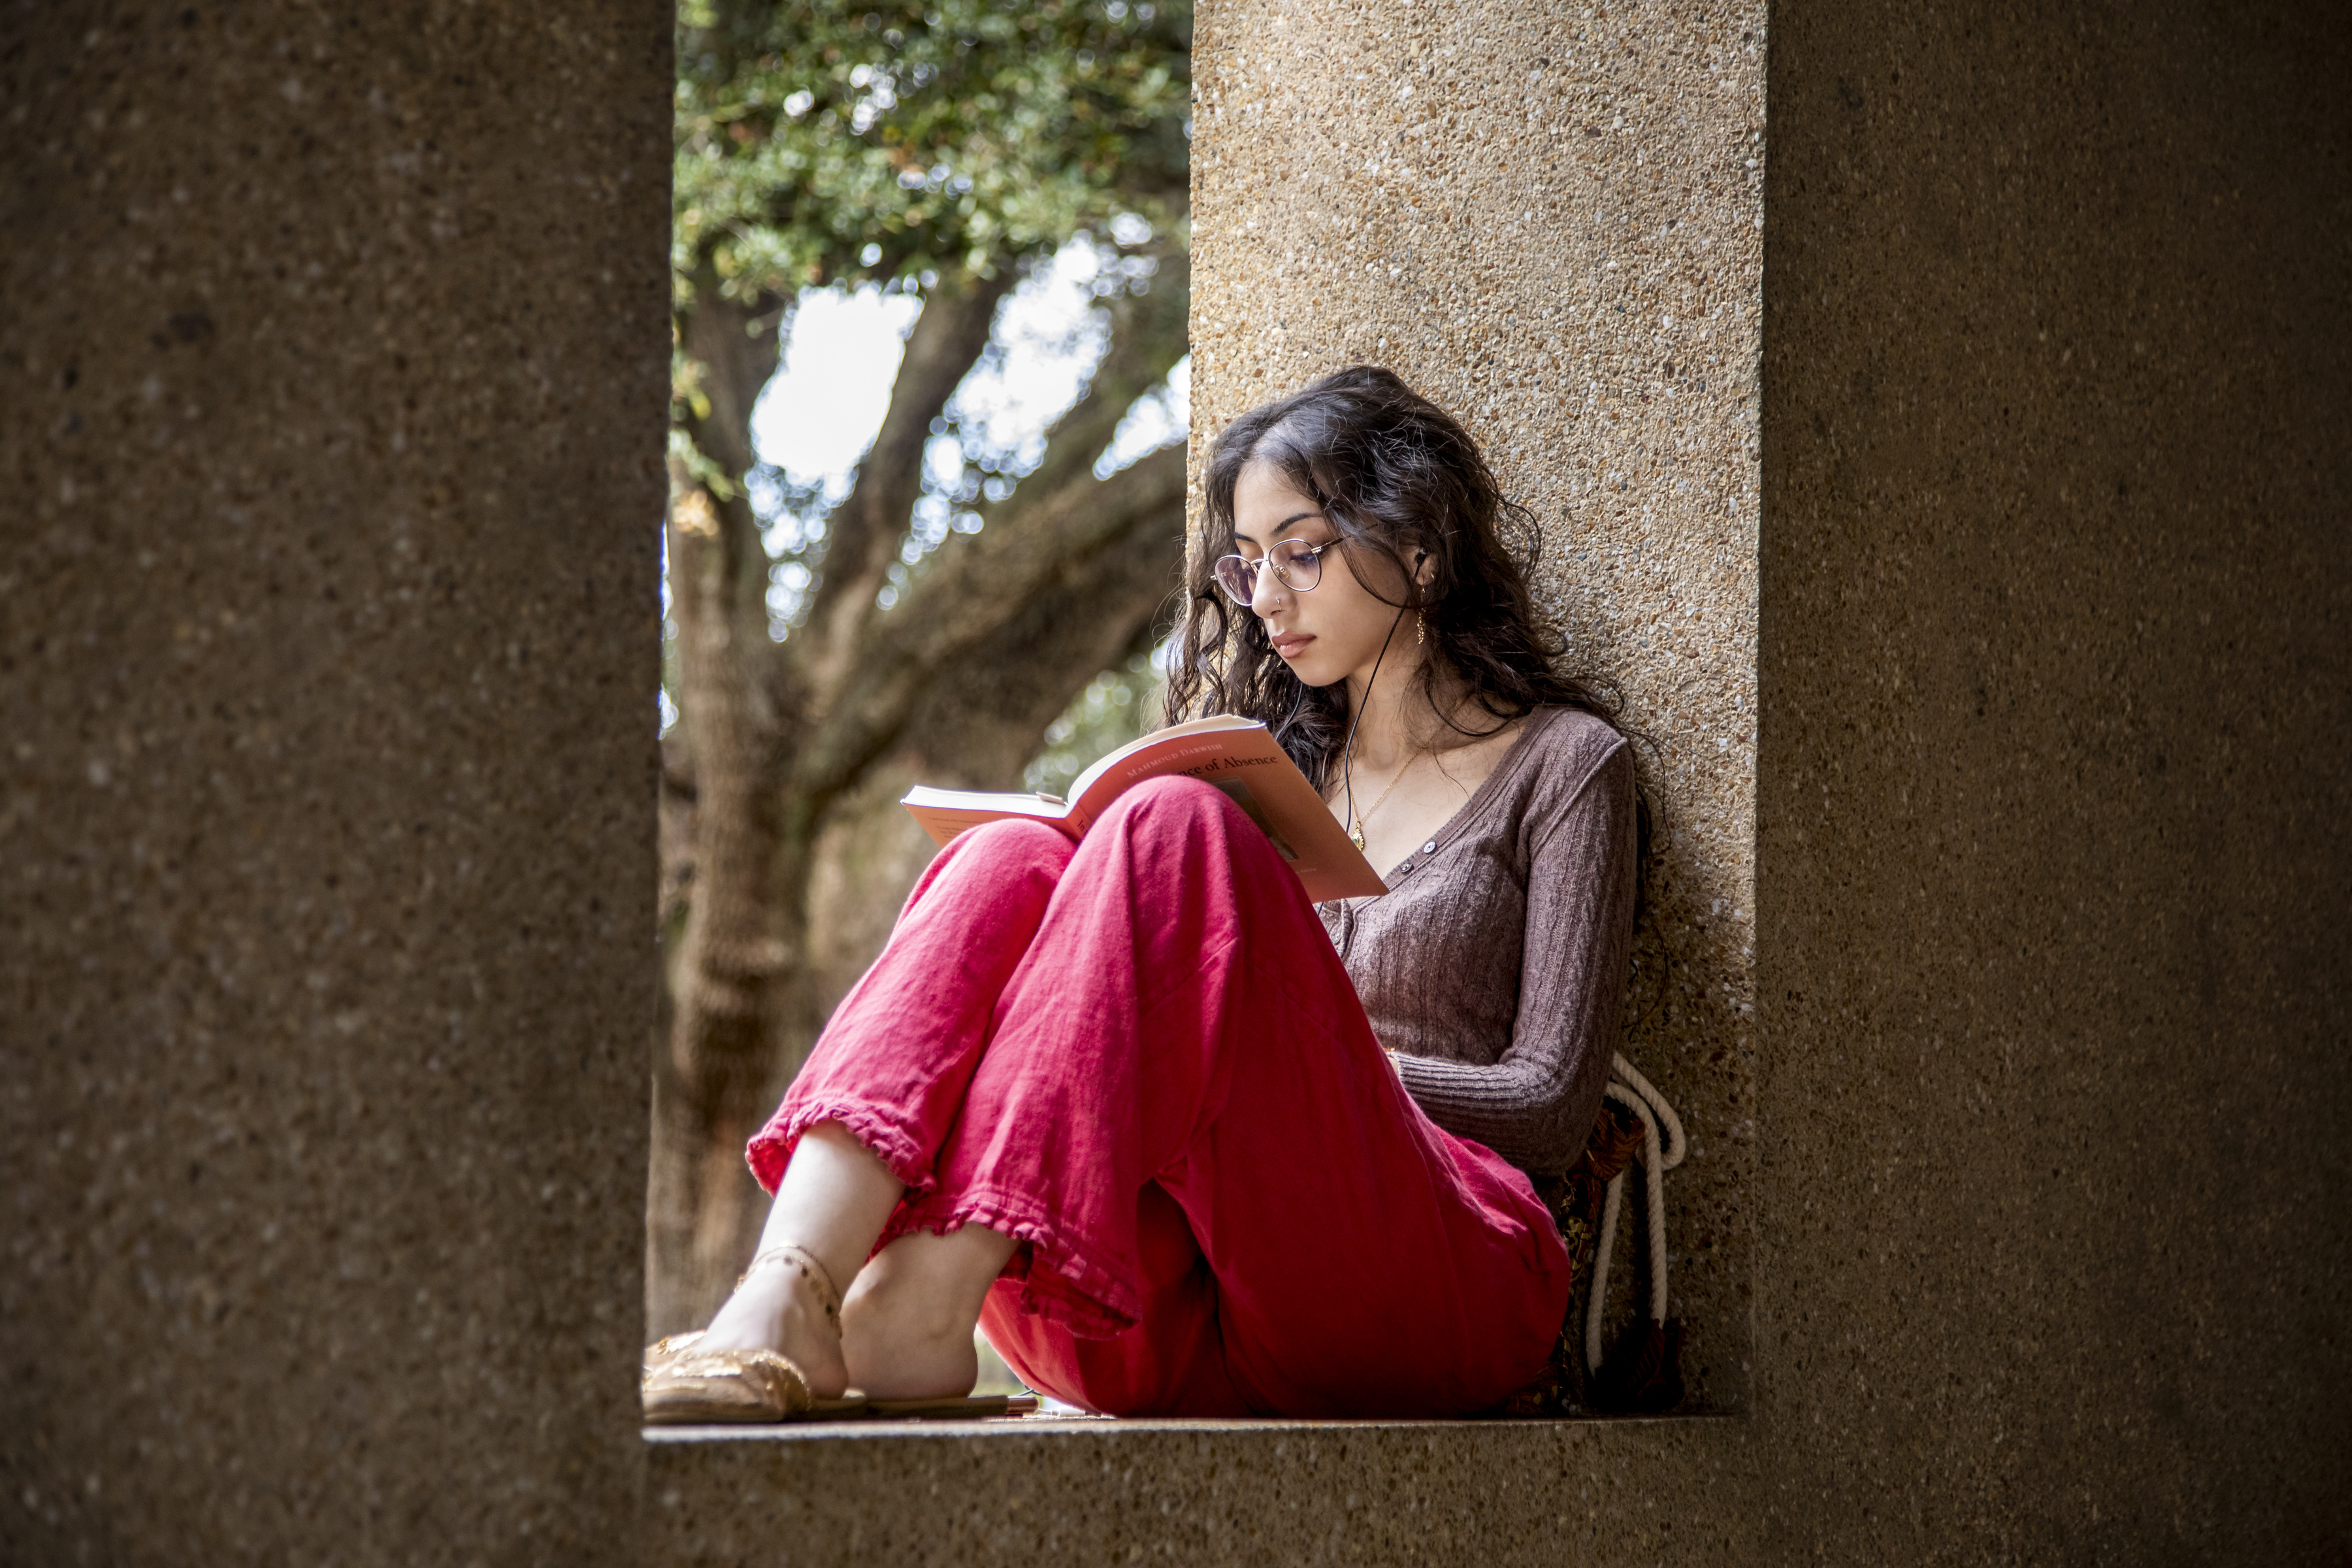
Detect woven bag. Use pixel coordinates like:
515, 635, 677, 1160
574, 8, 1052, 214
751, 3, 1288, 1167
1494, 1054, 1686, 1417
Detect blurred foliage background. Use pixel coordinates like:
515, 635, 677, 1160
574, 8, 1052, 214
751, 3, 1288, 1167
1022, 644, 1167, 798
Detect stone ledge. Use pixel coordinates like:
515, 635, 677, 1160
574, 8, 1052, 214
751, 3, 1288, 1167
641, 1412, 1752, 1565
645, 1411, 1737, 1444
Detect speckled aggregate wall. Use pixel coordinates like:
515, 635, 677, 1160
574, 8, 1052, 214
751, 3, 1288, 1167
1188, 0, 1769, 1411
0, 3, 672, 1563
1748, 0, 2351, 1555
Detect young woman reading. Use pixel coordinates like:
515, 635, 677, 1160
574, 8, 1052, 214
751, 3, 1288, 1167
643, 366, 1639, 1421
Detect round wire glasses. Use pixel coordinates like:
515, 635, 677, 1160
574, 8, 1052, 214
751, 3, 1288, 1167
1212, 538, 1336, 606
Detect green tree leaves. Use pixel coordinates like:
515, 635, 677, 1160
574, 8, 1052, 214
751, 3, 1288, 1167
674, 0, 1191, 305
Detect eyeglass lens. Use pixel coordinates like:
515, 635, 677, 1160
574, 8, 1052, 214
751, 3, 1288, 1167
1213, 540, 1322, 604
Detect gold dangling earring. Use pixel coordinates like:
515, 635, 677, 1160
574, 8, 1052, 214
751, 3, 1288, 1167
1415, 610, 1426, 647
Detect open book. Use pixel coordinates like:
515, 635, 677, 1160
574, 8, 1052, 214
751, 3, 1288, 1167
901, 715, 1387, 904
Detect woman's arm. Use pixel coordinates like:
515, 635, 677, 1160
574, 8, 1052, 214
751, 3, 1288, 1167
1390, 740, 1639, 1173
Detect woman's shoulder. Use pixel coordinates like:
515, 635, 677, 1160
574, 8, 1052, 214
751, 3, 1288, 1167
1499, 708, 1634, 861
1516, 704, 1631, 787
1454, 705, 1629, 841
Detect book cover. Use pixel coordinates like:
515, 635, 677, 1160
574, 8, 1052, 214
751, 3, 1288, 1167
902, 717, 1387, 903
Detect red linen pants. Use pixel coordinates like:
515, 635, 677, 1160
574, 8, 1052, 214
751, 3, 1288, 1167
747, 776, 1570, 1418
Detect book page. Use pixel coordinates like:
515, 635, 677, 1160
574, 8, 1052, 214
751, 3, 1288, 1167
1063, 713, 1256, 806
900, 787, 1073, 849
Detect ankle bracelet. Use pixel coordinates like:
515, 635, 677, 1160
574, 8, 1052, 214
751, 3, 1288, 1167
740, 1242, 842, 1324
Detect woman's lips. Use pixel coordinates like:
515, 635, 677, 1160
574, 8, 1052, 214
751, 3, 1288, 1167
1269, 632, 1314, 659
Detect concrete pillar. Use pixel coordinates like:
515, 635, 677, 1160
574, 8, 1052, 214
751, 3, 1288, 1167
1, 3, 672, 1561
1756, 0, 2351, 1552
1190, 0, 1769, 1411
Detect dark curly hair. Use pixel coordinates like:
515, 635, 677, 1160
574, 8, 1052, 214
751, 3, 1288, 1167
1163, 365, 1624, 794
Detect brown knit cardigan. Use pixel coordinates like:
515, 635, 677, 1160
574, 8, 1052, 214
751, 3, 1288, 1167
1319, 705, 1638, 1175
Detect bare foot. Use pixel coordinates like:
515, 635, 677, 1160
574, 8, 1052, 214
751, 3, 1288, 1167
694, 1254, 850, 1399
841, 1226, 1016, 1400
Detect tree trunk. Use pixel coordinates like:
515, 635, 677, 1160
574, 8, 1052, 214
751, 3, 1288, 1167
648, 257, 1189, 1337
647, 476, 812, 1335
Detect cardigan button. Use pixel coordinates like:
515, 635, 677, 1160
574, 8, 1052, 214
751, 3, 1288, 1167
1422, 840, 1436, 853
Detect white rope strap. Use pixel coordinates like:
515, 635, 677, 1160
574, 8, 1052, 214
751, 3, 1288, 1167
1583, 1052, 1686, 1377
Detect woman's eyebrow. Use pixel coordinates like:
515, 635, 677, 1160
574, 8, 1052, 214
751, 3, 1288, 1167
1233, 508, 1328, 546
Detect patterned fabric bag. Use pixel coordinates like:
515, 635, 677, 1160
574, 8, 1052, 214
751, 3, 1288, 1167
1495, 1056, 1686, 1417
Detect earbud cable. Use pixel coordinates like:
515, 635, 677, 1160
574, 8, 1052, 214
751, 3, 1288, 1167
1338, 600, 1412, 845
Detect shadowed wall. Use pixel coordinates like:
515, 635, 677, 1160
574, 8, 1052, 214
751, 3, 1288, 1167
0, 3, 672, 1561
1752, 0, 2350, 1551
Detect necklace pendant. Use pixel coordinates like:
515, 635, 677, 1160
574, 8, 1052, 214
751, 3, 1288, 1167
1350, 826, 1366, 851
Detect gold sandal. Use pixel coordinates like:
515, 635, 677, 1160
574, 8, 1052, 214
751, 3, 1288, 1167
641, 1243, 843, 1426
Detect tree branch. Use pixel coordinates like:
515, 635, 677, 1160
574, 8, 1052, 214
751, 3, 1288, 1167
791, 438, 1190, 806
776, 238, 1191, 807
1000, 245, 1190, 514
679, 290, 787, 645
681, 287, 784, 483
894, 460, 1188, 789
792, 269, 1014, 717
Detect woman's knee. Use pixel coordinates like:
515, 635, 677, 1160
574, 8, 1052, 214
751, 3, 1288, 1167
941, 816, 1075, 876
1094, 774, 1238, 840
905, 817, 1074, 922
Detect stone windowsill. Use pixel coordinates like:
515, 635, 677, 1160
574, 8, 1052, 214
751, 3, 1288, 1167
645, 1411, 1733, 1445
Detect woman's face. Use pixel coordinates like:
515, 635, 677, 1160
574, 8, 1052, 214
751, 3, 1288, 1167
1229, 459, 1420, 692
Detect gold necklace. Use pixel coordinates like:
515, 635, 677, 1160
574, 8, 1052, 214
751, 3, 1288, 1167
1348, 748, 1428, 851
